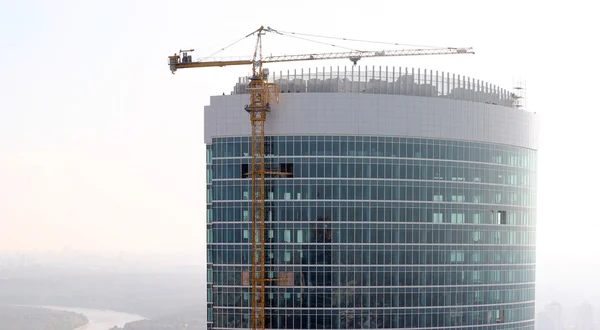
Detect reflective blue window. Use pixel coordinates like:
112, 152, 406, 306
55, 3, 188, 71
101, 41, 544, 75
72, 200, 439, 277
207, 136, 536, 329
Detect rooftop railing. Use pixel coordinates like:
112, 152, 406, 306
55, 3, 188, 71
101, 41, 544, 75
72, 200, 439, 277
231, 66, 521, 108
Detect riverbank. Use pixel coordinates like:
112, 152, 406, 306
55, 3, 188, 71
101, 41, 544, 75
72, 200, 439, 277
74, 323, 89, 330
0, 306, 88, 330
42, 306, 145, 330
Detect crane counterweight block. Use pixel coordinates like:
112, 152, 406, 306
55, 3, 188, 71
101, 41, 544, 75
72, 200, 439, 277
168, 55, 179, 74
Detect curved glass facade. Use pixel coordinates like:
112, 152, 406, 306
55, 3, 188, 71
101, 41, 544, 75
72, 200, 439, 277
207, 135, 536, 329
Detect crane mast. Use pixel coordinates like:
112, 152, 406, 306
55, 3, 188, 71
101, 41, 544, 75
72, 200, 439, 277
245, 26, 279, 330
168, 27, 473, 330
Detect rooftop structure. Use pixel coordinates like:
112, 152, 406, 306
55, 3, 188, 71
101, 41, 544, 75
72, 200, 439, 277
230, 66, 523, 108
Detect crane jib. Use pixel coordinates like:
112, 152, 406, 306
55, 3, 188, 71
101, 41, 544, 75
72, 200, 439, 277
169, 47, 474, 72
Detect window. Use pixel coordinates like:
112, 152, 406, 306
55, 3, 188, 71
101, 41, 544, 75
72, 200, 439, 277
284, 230, 291, 242
450, 251, 464, 263
206, 168, 212, 184
433, 213, 443, 223
497, 211, 507, 224
241, 164, 249, 178
451, 213, 465, 223
497, 310, 505, 323
206, 147, 212, 164
207, 308, 213, 322
279, 163, 294, 178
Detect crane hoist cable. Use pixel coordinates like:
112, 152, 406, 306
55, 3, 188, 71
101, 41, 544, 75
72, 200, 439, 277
266, 27, 364, 52
202, 35, 253, 60
200, 27, 266, 60
197, 27, 450, 65
271, 28, 445, 49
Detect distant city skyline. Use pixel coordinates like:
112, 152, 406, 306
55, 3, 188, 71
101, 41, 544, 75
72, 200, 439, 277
2, 249, 599, 329
536, 301, 598, 330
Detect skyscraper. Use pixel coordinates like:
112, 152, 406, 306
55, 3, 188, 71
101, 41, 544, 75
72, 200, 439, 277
537, 301, 563, 330
205, 67, 538, 329
576, 303, 594, 330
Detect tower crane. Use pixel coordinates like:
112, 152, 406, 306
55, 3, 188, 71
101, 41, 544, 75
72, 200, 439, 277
168, 26, 474, 330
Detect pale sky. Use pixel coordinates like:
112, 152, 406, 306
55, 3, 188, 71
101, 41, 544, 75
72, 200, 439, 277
1, 0, 599, 285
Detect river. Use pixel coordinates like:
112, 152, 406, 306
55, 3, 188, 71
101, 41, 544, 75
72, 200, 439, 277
43, 306, 146, 330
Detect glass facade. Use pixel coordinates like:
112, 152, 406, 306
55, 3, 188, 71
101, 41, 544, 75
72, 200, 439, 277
207, 136, 536, 329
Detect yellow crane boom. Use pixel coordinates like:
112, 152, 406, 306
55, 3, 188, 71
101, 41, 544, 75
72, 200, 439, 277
169, 47, 474, 72
168, 26, 473, 330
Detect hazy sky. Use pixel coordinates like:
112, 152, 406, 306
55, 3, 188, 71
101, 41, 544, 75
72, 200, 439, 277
1, 0, 598, 283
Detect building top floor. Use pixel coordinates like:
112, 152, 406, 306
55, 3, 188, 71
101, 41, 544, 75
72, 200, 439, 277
230, 66, 524, 109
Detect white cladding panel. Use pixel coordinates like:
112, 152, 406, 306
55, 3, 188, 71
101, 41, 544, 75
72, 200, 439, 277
204, 93, 538, 150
